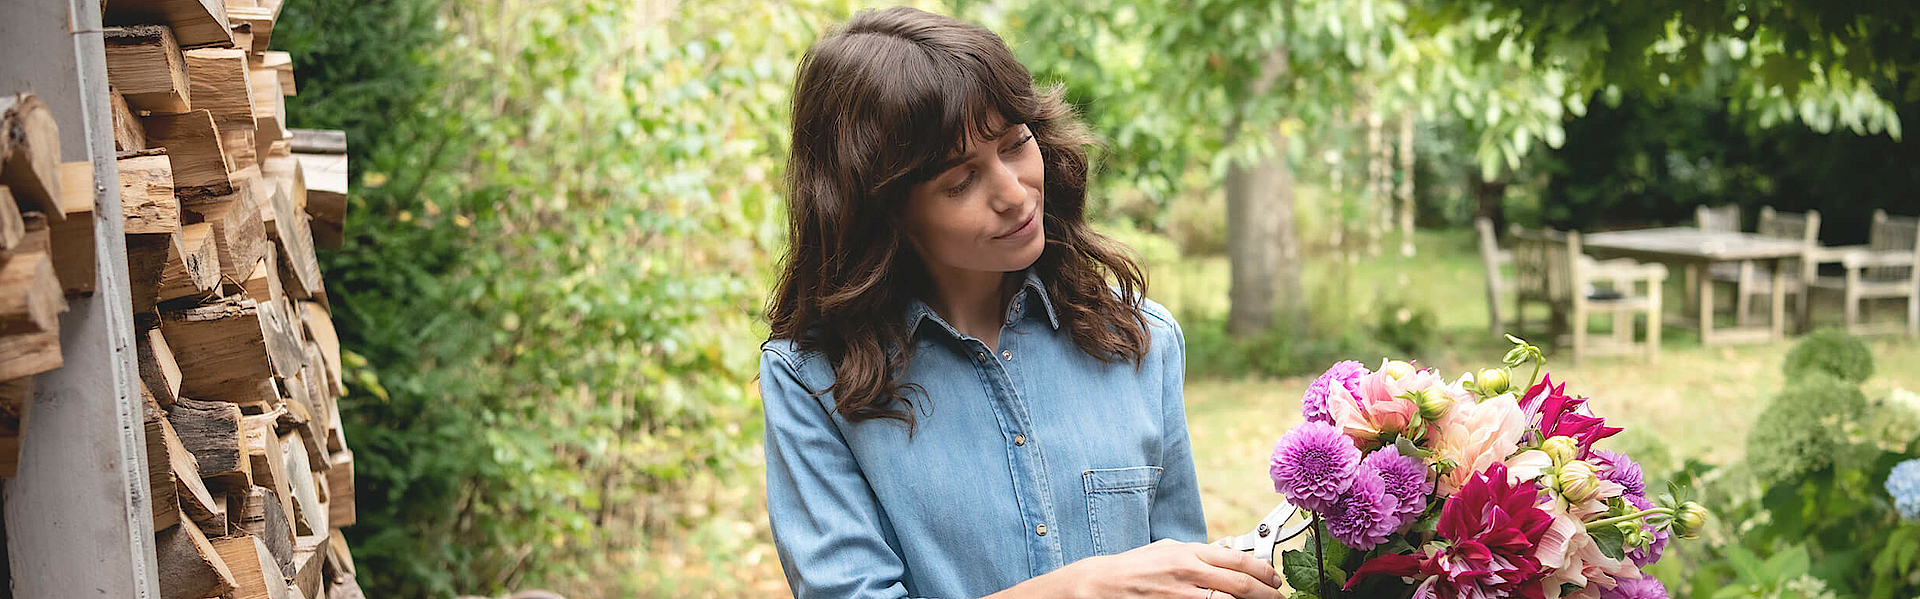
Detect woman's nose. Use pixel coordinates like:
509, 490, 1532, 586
986, 160, 1026, 213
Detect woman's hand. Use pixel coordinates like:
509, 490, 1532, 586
993, 539, 1286, 599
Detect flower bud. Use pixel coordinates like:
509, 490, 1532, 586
1673, 502, 1709, 538
1412, 389, 1455, 421
1556, 461, 1601, 503
1477, 367, 1513, 395
1615, 521, 1648, 547
1382, 360, 1416, 381
1540, 436, 1580, 467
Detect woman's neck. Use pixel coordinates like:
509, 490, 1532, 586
921, 267, 1023, 351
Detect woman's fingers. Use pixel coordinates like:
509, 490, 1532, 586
1190, 543, 1283, 589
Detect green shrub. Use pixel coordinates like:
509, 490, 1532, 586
1744, 374, 1870, 484
1782, 328, 1875, 384
1372, 299, 1436, 355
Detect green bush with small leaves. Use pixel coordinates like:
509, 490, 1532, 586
1744, 374, 1870, 484
1782, 328, 1875, 385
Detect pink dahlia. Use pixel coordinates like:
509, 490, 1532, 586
1325, 465, 1399, 549
1304, 361, 1369, 425
1270, 421, 1362, 513
1521, 376, 1621, 457
1364, 445, 1431, 527
1346, 462, 1555, 599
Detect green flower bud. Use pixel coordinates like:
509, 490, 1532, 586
1477, 367, 1513, 395
1541, 436, 1580, 467
1382, 360, 1416, 381
1557, 460, 1601, 503
1615, 521, 1648, 547
1412, 389, 1455, 421
1674, 502, 1709, 538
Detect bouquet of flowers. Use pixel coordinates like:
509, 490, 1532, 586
1266, 336, 1708, 599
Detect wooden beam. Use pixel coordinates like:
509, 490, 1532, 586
159, 221, 221, 302
143, 109, 236, 208
209, 534, 290, 599
0, 94, 64, 220
103, 25, 192, 114
169, 396, 251, 488
109, 88, 149, 152
103, 0, 235, 49
118, 149, 181, 234
155, 509, 239, 599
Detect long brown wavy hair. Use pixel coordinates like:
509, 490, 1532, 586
766, 7, 1150, 428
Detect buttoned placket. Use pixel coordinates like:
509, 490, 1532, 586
961, 288, 1062, 574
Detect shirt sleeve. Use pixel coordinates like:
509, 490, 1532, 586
1145, 311, 1208, 543
761, 347, 933, 599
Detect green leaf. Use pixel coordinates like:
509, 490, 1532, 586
1590, 525, 1627, 561
1281, 549, 1321, 595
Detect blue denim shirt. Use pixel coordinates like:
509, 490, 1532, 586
760, 272, 1205, 599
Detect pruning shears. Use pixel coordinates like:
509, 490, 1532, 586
1211, 500, 1315, 566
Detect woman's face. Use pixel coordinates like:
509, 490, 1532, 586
902, 114, 1046, 280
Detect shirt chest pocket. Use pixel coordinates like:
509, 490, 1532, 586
1083, 466, 1163, 556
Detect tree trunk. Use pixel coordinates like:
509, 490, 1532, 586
1227, 126, 1304, 336
1473, 172, 1509, 233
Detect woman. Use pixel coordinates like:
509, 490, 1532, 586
760, 7, 1284, 599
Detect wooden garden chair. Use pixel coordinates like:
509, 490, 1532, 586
1716, 207, 1820, 329
1806, 209, 1919, 337
1510, 225, 1667, 364
1475, 217, 1512, 339
1691, 204, 1742, 309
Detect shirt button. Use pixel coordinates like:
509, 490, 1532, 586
1013, 434, 1027, 446
975, 351, 987, 361
1001, 349, 1013, 360
1035, 524, 1048, 536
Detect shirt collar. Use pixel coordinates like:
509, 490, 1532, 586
903, 269, 1061, 337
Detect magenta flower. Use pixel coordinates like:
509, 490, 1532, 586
1270, 422, 1362, 513
1325, 466, 1399, 549
1303, 361, 1369, 425
1346, 462, 1555, 599
1521, 376, 1622, 456
1600, 576, 1670, 599
1363, 445, 1430, 527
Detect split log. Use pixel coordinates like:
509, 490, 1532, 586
127, 230, 175, 314
223, 125, 259, 171
0, 251, 63, 335
138, 326, 183, 406
202, 173, 268, 280
103, 25, 192, 114
110, 87, 149, 152
327, 577, 366, 599
266, 184, 322, 298
250, 66, 284, 161
291, 153, 342, 251
102, 0, 235, 49
118, 149, 181, 234
0, 215, 60, 381
144, 407, 223, 532
291, 532, 327, 599
48, 162, 98, 296
227, 6, 277, 57
0, 94, 63, 219
155, 510, 238, 599
144, 109, 236, 209
183, 48, 257, 167
169, 397, 250, 488
326, 450, 353, 527
234, 485, 295, 577
160, 298, 276, 400
260, 153, 301, 211
0, 186, 21, 250
326, 530, 354, 576
244, 410, 299, 534
209, 534, 290, 599
159, 221, 221, 302
259, 51, 296, 95
237, 244, 279, 304
281, 431, 325, 535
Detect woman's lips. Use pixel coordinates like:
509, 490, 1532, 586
995, 209, 1038, 240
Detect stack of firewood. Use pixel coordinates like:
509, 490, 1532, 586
2, 0, 361, 597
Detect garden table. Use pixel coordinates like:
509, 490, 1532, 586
1582, 227, 1807, 345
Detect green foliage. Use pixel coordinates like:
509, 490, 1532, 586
1372, 299, 1436, 355
1744, 374, 1870, 484
1783, 329, 1876, 385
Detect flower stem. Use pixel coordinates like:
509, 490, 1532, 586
1313, 514, 1325, 599
1585, 508, 1673, 531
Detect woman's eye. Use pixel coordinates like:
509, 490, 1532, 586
1003, 133, 1035, 154
946, 171, 975, 196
